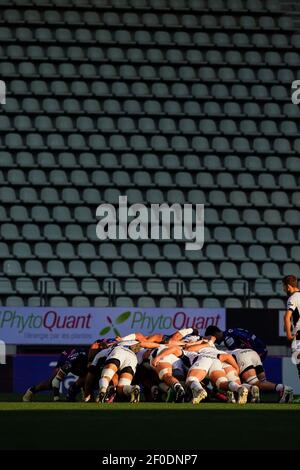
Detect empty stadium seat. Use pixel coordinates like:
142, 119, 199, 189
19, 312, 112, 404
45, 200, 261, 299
0, 1, 297, 308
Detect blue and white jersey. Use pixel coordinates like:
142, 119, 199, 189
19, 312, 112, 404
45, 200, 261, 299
221, 328, 267, 360
57, 348, 88, 376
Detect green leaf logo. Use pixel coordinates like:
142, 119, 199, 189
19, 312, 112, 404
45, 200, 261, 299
99, 311, 131, 337
115, 311, 131, 324
99, 326, 111, 335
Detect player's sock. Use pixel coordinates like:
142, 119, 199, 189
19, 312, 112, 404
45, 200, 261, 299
123, 385, 134, 396
228, 381, 240, 392
99, 378, 109, 391
173, 383, 185, 403
275, 384, 284, 392
159, 383, 169, 393
187, 379, 203, 394
241, 383, 251, 390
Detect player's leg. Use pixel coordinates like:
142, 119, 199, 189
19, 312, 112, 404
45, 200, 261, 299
210, 362, 248, 405
22, 370, 57, 402
222, 364, 240, 403
97, 361, 119, 403
105, 372, 118, 403
117, 371, 140, 403
186, 366, 208, 404
253, 370, 293, 402
224, 366, 259, 403
154, 362, 185, 402
84, 364, 101, 402
136, 364, 160, 402
66, 376, 85, 402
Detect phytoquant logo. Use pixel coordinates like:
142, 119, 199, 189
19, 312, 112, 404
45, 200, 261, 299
99, 311, 132, 337
98, 310, 223, 337
0, 309, 92, 333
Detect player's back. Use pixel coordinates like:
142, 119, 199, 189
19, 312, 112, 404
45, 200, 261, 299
223, 328, 267, 359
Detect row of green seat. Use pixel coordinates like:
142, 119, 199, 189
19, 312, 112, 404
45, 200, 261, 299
1, 223, 299, 243
0, 153, 299, 173
2, 28, 297, 48
1, 240, 299, 262
0, 11, 292, 30
1, 115, 300, 136
0, 294, 286, 310
5, 80, 294, 101
1, 167, 299, 187
0, 0, 282, 13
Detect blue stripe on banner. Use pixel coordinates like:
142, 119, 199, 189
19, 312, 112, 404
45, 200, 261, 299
13, 355, 58, 393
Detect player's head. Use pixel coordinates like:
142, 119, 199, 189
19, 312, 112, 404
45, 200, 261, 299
282, 275, 299, 295
204, 325, 223, 343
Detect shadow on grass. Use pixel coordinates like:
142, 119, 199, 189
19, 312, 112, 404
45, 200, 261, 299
1, 408, 300, 450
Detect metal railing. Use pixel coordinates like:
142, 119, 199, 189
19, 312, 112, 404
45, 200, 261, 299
0, 278, 285, 308
2, 278, 283, 308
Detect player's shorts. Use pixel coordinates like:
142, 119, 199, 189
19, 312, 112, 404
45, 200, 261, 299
106, 346, 138, 374
91, 349, 110, 368
189, 356, 223, 375
150, 353, 180, 368
232, 349, 262, 374
172, 358, 185, 378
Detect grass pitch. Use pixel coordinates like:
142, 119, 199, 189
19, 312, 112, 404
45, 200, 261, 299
0, 394, 300, 450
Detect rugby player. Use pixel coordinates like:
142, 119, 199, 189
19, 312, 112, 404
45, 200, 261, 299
205, 325, 267, 359
116, 328, 200, 346
230, 348, 293, 403
150, 343, 187, 402
94, 341, 141, 403
283, 275, 300, 380
22, 347, 88, 402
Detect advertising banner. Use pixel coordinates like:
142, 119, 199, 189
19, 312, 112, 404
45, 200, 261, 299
0, 307, 226, 345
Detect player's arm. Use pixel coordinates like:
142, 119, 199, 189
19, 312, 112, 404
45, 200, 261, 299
169, 328, 197, 342
184, 336, 216, 352
115, 332, 147, 342
284, 309, 294, 341
219, 353, 240, 375
139, 340, 164, 349
151, 346, 182, 367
